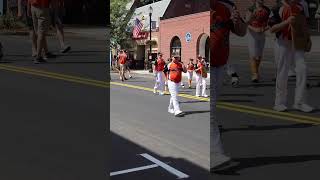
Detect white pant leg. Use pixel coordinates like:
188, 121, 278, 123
210, 66, 225, 156
195, 74, 202, 96
158, 72, 165, 92
274, 38, 280, 77
168, 80, 181, 112
275, 39, 293, 106
187, 71, 193, 80
201, 78, 207, 96
294, 50, 307, 105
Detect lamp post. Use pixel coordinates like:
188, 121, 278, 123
148, 6, 153, 73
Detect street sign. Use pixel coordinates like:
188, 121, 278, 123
185, 32, 192, 43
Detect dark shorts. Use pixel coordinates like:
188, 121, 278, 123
50, 8, 63, 27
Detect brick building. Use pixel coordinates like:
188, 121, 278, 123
159, 0, 210, 64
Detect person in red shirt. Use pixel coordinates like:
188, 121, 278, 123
167, 55, 187, 117
118, 50, 127, 82
245, 0, 270, 82
153, 52, 166, 95
195, 58, 208, 97
269, 0, 313, 113
28, 0, 53, 63
211, 0, 247, 172
186, 58, 195, 88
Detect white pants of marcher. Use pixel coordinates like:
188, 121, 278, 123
196, 74, 207, 96
154, 71, 165, 93
168, 80, 181, 112
210, 66, 225, 156
275, 38, 307, 106
187, 71, 193, 80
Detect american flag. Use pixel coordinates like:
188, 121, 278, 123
132, 18, 143, 38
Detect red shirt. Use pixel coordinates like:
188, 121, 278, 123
196, 63, 203, 74
155, 58, 165, 72
187, 63, 195, 71
249, 6, 270, 28
168, 62, 183, 83
280, 3, 304, 40
29, 0, 50, 8
118, 53, 127, 65
211, 2, 232, 67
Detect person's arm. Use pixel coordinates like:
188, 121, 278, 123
231, 9, 247, 36
269, 16, 295, 33
182, 64, 187, 73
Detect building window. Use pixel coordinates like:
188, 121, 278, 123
170, 36, 181, 58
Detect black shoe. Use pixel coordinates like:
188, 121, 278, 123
33, 57, 47, 64
60, 46, 71, 53
43, 52, 56, 60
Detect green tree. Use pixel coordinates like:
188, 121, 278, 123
110, 0, 133, 49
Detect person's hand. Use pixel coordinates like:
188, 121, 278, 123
286, 16, 296, 25
231, 9, 241, 24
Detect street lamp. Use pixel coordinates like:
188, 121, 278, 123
148, 5, 153, 73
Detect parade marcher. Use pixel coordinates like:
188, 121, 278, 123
118, 50, 127, 82
124, 50, 133, 78
269, 0, 314, 112
195, 58, 208, 97
211, 0, 247, 172
164, 58, 171, 92
245, 0, 270, 83
166, 55, 187, 117
50, 0, 71, 53
18, 0, 37, 57
153, 53, 166, 95
186, 58, 195, 88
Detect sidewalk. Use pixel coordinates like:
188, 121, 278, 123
230, 33, 320, 52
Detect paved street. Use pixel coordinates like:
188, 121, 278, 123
110, 73, 210, 180
0, 34, 106, 179
211, 44, 320, 180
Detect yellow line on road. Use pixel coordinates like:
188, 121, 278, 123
1, 64, 319, 124
0, 64, 109, 88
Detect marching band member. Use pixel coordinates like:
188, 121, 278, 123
166, 55, 187, 117
245, 0, 270, 83
269, 0, 314, 112
210, 0, 247, 172
195, 58, 208, 97
187, 58, 195, 88
153, 52, 166, 95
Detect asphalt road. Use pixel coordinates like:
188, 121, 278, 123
110, 73, 210, 180
0, 34, 107, 180
211, 46, 320, 180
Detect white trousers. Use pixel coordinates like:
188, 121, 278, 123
187, 71, 193, 80
275, 38, 307, 106
210, 66, 225, 156
154, 71, 165, 92
195, 74, 207, 96
168, 80, 181, 112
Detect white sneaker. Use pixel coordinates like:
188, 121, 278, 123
159, 92, 165, 96
231, 77, 239, 87
195, 94, 200, 97
202, 94, 208, 98
153, 88, 157, 94
174, 110, 183, 116
293, 104, 314, 113
210, 153, 231, 171
168, 109, 175, 114
273, 104, 288, 112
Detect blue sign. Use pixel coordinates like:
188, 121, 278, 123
185, 32, 192, 43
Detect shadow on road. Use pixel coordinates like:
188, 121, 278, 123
212, 155, 320, 176
220, 123, 314, 133
110, 132, 208, 180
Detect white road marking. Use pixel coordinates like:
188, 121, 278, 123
110, 164, 159, 176
140, 153, 190, 179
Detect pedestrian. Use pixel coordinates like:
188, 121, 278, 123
269, 0, 314, 112
186, 58, 195, 88
124, 50, 133, 78
50, 0, 71, 53
195, 57, 208, 97
153, 52, 166, 95
210, 0, 247, 172
18, 0, 37, 57
245, 0, 270, 83
28, 0, 54, 63
163, 58, 171, 92
166, 55, 187, 117
118, 50, 127, 81
179, 58, 186, 88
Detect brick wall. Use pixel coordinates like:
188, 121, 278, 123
159, 11, 210, 64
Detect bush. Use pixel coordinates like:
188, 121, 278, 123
0, 12, 26, 30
